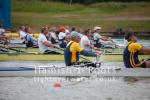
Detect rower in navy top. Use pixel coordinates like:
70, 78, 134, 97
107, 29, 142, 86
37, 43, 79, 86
123, 32, 150, 68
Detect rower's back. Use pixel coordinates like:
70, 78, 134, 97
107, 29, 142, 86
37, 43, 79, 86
64, 41, 83, 66
123, 42, 144, 68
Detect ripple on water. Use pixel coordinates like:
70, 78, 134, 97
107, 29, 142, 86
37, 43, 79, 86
0, 61, 150, 100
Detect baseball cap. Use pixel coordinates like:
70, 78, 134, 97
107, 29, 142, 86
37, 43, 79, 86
71, 31, 79, 37
58, 26, 65, 31
94, 26, 102, 31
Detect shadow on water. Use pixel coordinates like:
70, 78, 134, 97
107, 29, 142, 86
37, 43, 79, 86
123, 77, 150, 85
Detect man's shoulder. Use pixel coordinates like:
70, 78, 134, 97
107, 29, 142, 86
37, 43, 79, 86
81, 35, 88, 40
129, 42, 141, 46
59, 32, 65, 34
39, 33, 43, 37
70, 41, 79, 47
39, 34, 46, 39
59, 32, 66, 37
128, 42, 142, 52
93, 32, 98, 35
20, 31, 25, 34
93, 32, 101, 37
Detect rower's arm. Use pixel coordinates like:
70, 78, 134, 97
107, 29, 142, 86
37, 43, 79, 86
99, 36, 109, 41
82, 39, 96, 49
96, 34, 114, 43
75, 43, 97, 56
84, 43, 95, 49
139, 47, 150, 54
43, 41, 54, 47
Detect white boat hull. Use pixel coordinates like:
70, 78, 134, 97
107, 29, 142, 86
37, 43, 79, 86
0, 67, 150, 77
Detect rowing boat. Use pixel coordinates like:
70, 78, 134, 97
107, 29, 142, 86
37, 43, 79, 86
0, 52, 149, 62
0, 66, 150, 77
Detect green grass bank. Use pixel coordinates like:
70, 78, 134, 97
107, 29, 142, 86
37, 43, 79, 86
12, 0, 150, 32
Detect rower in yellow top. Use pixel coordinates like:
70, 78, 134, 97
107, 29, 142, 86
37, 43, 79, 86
123, 32, 150, 68
64, 31, 101, 66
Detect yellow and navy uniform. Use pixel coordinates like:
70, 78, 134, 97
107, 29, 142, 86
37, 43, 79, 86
64, 41, 83, 66
123, 42, 146, 68
64, 41, 96, 66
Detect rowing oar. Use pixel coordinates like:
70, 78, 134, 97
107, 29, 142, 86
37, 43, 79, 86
53, 45, 91, 62
107, 38, 119, 48
0, 48, 9, 53
0, 45, 25, 53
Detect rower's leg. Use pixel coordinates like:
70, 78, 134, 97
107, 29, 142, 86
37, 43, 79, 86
145, 60, 150, 68
95, 51, 102, 55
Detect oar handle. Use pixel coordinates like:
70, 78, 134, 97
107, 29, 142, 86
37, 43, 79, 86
110, 39, 119, 48
79, 56, 91, 62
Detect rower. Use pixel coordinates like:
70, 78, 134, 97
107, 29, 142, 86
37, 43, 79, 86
92, 26, 114, 48
48, 27, 58, 44
71, 27, 76, 32
80, 29, 101, 52
38, 27, 60, 54
19, 26, 26, 42
80, 29, 101, 63
123, 32, 150, 68
65, 26, 70, 34
0, 25, 5, 36
64, 31, 101, 66
24, 26, 38, 48
58, 26, 67, 48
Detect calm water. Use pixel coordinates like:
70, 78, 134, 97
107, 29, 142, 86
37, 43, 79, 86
0, 61, 150, 100
113, 38, 150, 48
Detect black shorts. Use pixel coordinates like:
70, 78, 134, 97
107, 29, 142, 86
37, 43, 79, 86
139, 62, 146, 68
140, 58, 150, 68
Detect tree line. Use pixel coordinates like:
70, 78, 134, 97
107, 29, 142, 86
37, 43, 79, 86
40, 0, 150, 4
